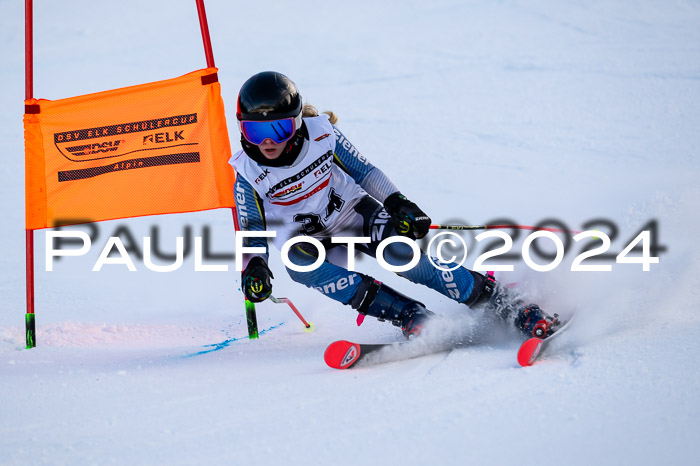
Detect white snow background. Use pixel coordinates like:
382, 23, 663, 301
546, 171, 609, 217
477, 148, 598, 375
1, 1, 699, 465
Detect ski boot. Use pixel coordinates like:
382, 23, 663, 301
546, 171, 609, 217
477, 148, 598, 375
350, 277, 434, 339
514, 305, 562, 339
464, 272, 559, 339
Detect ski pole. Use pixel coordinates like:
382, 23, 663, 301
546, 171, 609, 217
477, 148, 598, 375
269, 296, 314, 331
430, 224, 581, 235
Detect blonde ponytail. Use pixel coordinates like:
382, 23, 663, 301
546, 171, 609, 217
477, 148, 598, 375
302, 103, 338, 125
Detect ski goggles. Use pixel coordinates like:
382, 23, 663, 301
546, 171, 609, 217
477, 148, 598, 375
239, 115, 301, 145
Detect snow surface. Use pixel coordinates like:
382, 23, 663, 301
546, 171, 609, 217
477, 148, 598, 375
1, 1, 700, 465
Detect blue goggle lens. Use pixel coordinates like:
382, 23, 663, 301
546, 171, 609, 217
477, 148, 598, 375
241, 118, 296, 145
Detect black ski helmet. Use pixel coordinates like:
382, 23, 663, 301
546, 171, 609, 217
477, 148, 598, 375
236, 71, 303, 122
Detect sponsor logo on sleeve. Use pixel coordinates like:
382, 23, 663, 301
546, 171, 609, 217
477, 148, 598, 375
333, 127, 368, 165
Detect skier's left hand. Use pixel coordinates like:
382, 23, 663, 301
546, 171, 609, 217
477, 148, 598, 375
383, 192, 431, 239
242, 256, 274, 302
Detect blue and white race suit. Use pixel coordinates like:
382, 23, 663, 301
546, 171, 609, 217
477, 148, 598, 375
229, 115, 477, 306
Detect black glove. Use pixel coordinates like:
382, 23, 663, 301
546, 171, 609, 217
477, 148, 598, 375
242, 256, 274, 303
383, 192, 432, 240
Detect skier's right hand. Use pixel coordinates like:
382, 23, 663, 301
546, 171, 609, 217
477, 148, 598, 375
383, 192, 432, 240
242, 256, 274, 303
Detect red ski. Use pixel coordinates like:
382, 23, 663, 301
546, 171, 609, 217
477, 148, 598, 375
324, 336, 480, 369
324, 340, 407, 370
517, 313, 576, 367
517, 338, 546, 366
325, 313, 576, 370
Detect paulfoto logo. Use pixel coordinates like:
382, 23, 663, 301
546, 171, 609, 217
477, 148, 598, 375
44, 230, 422, 273
44, 217, 666, 273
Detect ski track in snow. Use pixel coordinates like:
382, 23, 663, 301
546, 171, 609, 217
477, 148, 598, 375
1, 0, 700, 465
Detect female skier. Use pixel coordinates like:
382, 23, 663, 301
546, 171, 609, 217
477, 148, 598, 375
230, 71, 557, 339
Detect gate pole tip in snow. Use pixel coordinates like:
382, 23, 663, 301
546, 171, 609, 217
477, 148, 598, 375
25, 313, 35, 348
245, 299, 259, 339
